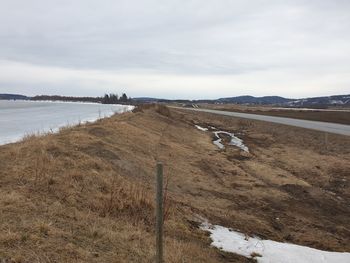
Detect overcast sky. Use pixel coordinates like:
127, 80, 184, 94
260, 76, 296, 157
0, 0, 349, 99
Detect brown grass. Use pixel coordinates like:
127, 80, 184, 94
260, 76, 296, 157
202, 103, 350, 125
0, 104, 349, 262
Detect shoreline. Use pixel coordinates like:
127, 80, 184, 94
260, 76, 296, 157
0, 100, 134, 146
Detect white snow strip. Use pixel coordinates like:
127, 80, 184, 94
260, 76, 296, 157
201, 223, 350, 263
195, 125, 208, 131
194, 124, 249, 152
213, 136, 225, 149
229, 134, 249, 152
213, 131, 249, 152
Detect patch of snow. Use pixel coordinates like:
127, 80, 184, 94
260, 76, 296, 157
213, 131, 249, 152
201, 223, 350, 263
213, 134, 225, 149
195, 125, 208, 131
229, 134, 249, 152
330, 100, 344, 104
194, 124, 249, 152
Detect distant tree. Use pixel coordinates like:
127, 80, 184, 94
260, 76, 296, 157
31, 95, 102, 103
30, 93, 130, 104
110, 94, 119, 104
120, 93, 128, 103
102, 94, 110, 104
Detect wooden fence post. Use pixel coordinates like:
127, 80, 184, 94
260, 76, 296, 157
156, 162, 164, 263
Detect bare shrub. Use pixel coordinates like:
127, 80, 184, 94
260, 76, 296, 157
99, 178, 154, 225
132, 103, 156, 113
132, 103, 171, 117
155, 104, 171, 117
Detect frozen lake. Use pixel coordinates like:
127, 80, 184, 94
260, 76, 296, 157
0, 100, 133, 145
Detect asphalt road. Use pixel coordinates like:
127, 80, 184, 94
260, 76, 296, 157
172, 107, 350, 136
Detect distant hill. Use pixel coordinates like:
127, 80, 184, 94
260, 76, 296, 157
133, 96, 293, 104
2, 93, 349, 107
217, 96, 293, 104
134, 94, 350, 107
287, 94, 350, 107
216, 94, 350, 107
132, 97, 163, 103
0, 94, 29, 100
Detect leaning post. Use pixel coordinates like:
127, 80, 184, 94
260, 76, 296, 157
156, 162, 164, 263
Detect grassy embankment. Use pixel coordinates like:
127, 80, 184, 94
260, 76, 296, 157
0, 104, 349, 262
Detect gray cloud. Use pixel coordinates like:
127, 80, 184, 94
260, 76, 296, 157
0, 0, 349, 98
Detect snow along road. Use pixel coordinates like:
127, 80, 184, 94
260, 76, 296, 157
171, 107, 350, 136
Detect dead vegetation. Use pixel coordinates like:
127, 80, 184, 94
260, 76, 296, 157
0, 104, 349, 262
202, 104, 350, 125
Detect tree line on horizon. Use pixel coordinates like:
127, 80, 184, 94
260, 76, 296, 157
31, 93, 130, 104
102, 93, 129, 104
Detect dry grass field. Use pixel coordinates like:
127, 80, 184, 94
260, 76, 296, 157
0, 104, 349, 262
201, 104, 350, 125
